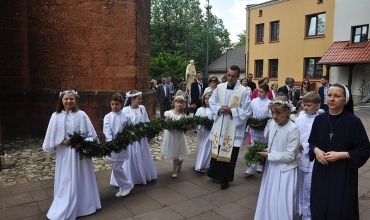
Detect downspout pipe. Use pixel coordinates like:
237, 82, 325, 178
245, 5, 253, 75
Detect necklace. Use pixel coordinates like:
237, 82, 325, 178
327, 112, 345, 142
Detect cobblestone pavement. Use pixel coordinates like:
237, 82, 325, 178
0, 131, 197, 188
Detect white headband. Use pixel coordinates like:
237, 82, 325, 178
124, 91, 142, 106
337, 83, 350, 104
59, 90, 79, 97
270, 99, 294, 111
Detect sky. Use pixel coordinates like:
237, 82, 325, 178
199, 0, 266, 43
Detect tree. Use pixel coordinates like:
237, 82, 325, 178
149, 52, 189, 82
150, 0, 231, 78
235, 30, 246, 47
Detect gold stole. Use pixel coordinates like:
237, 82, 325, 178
211, 83, 244, 162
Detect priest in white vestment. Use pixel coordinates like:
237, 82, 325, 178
207, 65, 251, 190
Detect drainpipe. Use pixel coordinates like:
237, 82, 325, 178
245, 5, 253, 75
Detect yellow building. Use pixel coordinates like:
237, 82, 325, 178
245, 0, 335, 91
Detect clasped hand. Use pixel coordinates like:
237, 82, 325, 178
61, 139, 81, 150
314, 148, 340, 165
219, 105, 231, 114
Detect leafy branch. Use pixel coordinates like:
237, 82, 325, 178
244, 140, 268, 167
68, 116, 213, 159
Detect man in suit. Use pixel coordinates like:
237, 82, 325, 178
190, 71, 208, 112
277, 76, 295, 101
166, 76, 174, 95
156, 77, 171, 118
318, 76, 331, 112
247, 73, 256, 92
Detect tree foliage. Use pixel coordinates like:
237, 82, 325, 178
149, 52, 188, 80
235, 30, 246, 47
150, 0, 231, 79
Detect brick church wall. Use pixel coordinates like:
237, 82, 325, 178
0, 0, 153, 140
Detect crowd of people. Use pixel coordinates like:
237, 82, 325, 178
42, 65, 370, 220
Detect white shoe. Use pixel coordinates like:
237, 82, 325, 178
256, 164, 264, 173
115, 190, 123, 198
245, 166, 254, 175
299, 209, 303, 217
200, 168, 207, 173
120, 185, 134, 197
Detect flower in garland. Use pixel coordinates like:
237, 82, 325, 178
244, 140, 268, 167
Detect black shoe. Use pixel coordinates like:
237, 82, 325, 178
220, 181, 229, 190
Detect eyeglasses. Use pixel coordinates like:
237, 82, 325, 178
303, 82, 309, 85
327, 94, 344, 99
210, 80, 217, 83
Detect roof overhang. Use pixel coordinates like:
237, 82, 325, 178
318, 41, 370, 66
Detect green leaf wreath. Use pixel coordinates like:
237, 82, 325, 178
68, 116, 213, 159
247, 116, 271, 133
244, 140, 268, 167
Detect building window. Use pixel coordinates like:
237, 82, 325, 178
256, 24, 264, 43
259, 10, 263, 17
318, 0, 323, 3
270, 21, 280, 41
305, 58, 323, 79
306, 13, 326, 36
255, 60, 263, 78
269, 59, 278, 78
351, 25, 368, 43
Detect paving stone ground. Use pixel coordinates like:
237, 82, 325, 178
2, 108, 370, 219
0, 131, 197, 188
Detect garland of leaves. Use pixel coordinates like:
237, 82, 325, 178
68, 116, 214, 159
247, 116, 271, 133
244, 140, 268, 167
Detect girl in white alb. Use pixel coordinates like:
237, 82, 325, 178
122, 90, 157, 185
194, 92, 213, 172
254, 96, 301, 220
161, 96, 188, 178
42, 90, 101, 220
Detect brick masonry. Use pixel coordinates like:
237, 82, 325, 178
0, 0, 154, 140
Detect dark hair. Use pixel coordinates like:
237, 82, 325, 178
300, 78, 311, 95
322, 75, 329, 81
109, 92, 124, 104
258, 83, 269, 93
124, 90, 142, 107
258, 77, 269, 85
179, 82, 187, 90
201, 92, 212, 107
56, 91, 79, 113
229, 65, 240, 74
221, 74, 227, 81
240, 77, 248, 84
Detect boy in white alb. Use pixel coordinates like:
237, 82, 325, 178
294, 91, 321, 219
103, 93, 134, 197
245, 83, 271, 175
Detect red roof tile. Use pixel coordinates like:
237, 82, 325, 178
318, 41, 370, 65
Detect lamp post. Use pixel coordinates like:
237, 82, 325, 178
204, 0, 212, 74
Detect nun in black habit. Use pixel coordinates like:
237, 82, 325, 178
308, 83, 370, 220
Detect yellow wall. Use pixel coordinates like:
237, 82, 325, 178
246, 0, 334, 90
